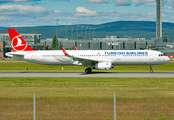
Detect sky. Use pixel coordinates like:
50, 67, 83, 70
0, 0, 174, 27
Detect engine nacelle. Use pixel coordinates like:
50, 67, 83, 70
92, 62, 114, 70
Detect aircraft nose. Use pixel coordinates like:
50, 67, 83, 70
166, 57, 170, 62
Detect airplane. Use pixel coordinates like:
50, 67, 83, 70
6, 28, 170, 73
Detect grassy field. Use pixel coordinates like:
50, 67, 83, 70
0, 77, 174, 98
0, 61, 174, 71
0, 78, 174, 98
0, 61, 174, 119
0, 77, 174, 119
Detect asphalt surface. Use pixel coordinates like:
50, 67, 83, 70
0, 71, 174, 78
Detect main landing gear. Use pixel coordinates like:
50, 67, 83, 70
150, 65, 153, 73
85, 67, 92, 73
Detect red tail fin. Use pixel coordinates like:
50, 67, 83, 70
61, 46, 68, 55
8, 29, 36, 52
73, 45, 78, 50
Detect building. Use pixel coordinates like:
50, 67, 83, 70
0, 33, 41, 48
57, 37, 174, 56
0, 43, 5, 58
58, 37, 172, 50
31, 43, 49, 50
0, 43, 11, 58
0, 33, 49, 52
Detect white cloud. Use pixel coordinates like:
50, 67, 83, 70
0, 16, 7, 20
119, 12, 156, 21
0, 0, 40, 2
163, 0, 174, 10
75, 6, 97, 16
164, 5, 173, 10
85, 0, 174, 10
58, 0, 70, 1
131, 0, 174, 9
1, 1, 174, 27
0, 5, 47, 16
54, 10, 64, 14
99, 11, 119, 16
114, 0, 131, 6
54, 10, 73, 16
87, 0, 110, 3
131, 0, 155, 6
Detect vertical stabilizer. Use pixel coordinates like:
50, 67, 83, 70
8, 29, 36, 52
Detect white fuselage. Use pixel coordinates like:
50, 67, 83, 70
6, 49, 170, 66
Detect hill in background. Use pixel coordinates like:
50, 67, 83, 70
1, 21, 174, 41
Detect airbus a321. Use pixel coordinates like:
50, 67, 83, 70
6, 29, 170, 73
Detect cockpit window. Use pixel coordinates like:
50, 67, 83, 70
159, 54, 165, 56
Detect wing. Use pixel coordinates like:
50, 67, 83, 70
61, 46, 99, 66
72, 56, 99, 66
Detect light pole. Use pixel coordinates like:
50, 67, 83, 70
77, 25, 79, 39
56, 19, 59, 49
81, 26, 84, 39
92, 28, 95, 38
89, 27, 91, 39
85, 27, 88, 39
71, 24, 74, 39
66, 22, 68, 38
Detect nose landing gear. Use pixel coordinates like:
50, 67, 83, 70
150, 65, 153, 73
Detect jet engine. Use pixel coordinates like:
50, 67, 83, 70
92, 62, 114, 70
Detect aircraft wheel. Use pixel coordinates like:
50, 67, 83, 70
85, 68, 92, 73
150, 65, 153, 73
89, 68, 92, 72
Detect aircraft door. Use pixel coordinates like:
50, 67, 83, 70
116, 55, 121, 60
31, 52, 36, 61
149, 52, 154, 60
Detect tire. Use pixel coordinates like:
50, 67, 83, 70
85, 68, 92, 73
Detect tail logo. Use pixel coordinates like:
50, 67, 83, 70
12, 35, 27, 51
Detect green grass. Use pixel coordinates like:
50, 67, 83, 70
0, 77, 174, 98
1, 60, 173, 119
0, 61, 174, 71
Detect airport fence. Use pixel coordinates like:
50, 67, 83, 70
0, 93, 174, 120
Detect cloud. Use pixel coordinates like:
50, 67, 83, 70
114, 0, 131, 6
87, 0, 110, 3
117, 12, 156, 21
163, 0, 174, 10
50, 0, 70, 1
162, 11, 174, 22
98, 10, 156, 21
86, 0, 174, 9
131, 0, 155, 6
58, 0, 70, 1
164, 5, 173, 10
75, 6, 97, 16
0, 5, 47, 17
0, 0, 41, 3
131, 0, 174, 9
0, 16, 7, 20
1, 2, 174, 27
54, 10, 73, 16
